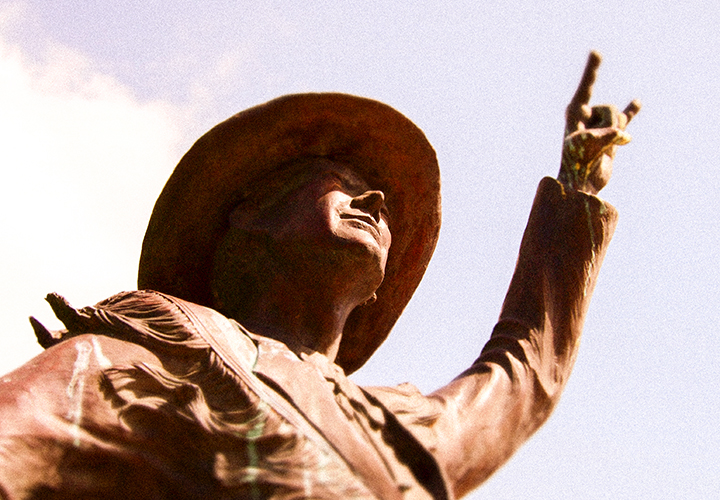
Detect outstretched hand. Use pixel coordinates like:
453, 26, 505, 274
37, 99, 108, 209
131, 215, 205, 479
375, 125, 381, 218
558, 51, 641, 195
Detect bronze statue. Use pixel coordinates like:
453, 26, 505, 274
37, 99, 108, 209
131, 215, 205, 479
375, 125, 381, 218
0, 52, 639, 499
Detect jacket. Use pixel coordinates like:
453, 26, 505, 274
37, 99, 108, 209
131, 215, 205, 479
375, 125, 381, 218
0, 178, 617, 499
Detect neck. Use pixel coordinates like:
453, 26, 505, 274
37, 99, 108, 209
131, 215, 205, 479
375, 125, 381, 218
212, 230, 382, 363
236, 290, 349, 361
238, 275, 357, 362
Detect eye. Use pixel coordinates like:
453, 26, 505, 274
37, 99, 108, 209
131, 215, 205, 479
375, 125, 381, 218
326, 172, 364, 196
326, 172, 348, 190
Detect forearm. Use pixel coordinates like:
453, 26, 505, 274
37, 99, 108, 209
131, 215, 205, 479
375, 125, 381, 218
493, 176, 617, 392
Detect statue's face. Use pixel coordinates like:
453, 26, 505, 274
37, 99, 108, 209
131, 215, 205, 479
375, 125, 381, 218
229, 158, 392, 284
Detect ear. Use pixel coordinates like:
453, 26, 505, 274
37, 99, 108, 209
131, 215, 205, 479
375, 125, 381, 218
360, 292, 377, 307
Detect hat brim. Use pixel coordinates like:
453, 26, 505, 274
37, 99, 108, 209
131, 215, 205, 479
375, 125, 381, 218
138, 93, 441, 374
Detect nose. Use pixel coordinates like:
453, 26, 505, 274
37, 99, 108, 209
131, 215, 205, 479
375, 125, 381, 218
350, 190, 386, 223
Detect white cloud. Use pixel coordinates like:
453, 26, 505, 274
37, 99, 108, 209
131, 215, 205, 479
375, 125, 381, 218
0, 30, 183, 373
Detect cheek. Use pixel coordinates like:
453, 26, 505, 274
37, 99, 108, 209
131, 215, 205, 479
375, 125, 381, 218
381, 225, 392, 253
374, 224, 391, 270
383, 232, 392, 261
319, 191, 352, 221
285, 185, 337, 230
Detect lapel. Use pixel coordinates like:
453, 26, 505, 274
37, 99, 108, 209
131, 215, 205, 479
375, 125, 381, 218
252, 338, 450, 500
251, 336, 405, 500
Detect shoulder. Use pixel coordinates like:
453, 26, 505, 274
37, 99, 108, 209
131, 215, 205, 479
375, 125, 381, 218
363, 382, 435, 412
0, 334, 161, 422
32, 290, 219, 351
363, 382, 444, 453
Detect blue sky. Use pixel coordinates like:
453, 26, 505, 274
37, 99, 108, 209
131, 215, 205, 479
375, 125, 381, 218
1, 1, 719, 498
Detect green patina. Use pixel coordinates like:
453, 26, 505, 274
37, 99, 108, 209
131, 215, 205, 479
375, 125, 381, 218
242, 400, 269, 500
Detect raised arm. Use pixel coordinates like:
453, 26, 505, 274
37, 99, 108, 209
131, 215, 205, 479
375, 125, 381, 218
373, 53, 640, 499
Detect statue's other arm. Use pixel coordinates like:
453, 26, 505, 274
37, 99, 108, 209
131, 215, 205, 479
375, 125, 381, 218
422, 53, 639, 498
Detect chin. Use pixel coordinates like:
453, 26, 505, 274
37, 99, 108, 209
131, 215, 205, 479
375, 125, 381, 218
338, 231, 388, 264
339, 248, 385, 296
349, 244, 387, 282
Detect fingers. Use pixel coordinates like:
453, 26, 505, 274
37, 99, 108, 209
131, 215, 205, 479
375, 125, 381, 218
565, 127, 630, 161
566, 51, 603, 131
620, 99, 642, 128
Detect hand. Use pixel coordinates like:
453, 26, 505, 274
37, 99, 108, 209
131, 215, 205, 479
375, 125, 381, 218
558, 51, 641, 195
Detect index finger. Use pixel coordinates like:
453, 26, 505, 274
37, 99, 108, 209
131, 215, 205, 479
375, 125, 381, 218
570, 51, 602, 109
566, 51, 602, 129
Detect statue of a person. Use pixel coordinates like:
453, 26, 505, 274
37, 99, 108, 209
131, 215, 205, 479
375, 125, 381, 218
0, 52, 639, 499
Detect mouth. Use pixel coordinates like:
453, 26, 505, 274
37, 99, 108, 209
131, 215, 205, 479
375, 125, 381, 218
340, 212, 381, 240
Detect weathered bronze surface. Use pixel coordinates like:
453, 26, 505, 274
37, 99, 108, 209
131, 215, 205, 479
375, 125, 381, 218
0, 52, 639, 499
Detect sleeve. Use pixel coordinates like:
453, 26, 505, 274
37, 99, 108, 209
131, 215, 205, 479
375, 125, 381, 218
0, 291, 258, 499
376, 177, 618, 499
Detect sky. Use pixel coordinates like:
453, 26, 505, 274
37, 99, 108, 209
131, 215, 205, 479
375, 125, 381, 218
0, 1, 718, 498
